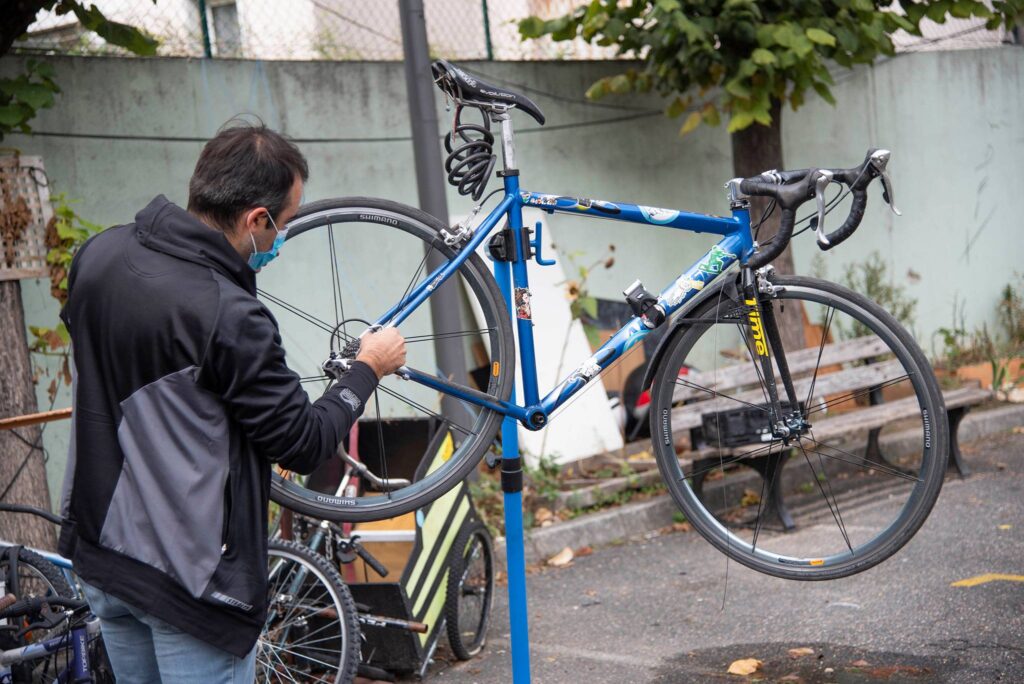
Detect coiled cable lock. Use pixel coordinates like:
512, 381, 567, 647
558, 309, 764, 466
443, 104, 496, 201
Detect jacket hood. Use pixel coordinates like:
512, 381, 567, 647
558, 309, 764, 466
135, 195, 255, 295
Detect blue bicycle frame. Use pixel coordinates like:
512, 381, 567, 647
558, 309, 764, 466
373, 116, 754, 429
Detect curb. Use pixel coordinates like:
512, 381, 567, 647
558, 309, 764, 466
494, 402, 1024, 566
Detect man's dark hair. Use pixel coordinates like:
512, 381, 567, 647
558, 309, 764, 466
188, 123, 309, 233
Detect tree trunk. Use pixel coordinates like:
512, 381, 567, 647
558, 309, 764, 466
0, 280, 56, 551
1, 2, 51, 57
730, 99, 807, 353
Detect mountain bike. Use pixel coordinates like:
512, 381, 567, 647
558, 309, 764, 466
263, 60, 947, 580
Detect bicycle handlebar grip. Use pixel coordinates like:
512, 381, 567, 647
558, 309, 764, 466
0, 596, 87, 620
356, 545, 390, 578
818, 187, 868, 250
748, 206, 796, 269
0, 594, 16, 612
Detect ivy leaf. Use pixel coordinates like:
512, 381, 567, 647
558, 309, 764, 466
679, 110, 702, 136
609, 74, 631, 94
0, 105, 27, 127
806, 28, 837, 46
724, 77, 751, 98
585, 78, 609, 100
665, 95, 688, 118
752, 48, 777, 65
10, 82, 55, 110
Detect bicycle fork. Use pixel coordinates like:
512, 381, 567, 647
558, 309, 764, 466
741, 268, 805, 442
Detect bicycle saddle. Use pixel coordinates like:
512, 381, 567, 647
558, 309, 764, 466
432, 59, 546, 126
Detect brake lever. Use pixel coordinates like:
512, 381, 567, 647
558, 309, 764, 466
812, 169, 834, 248
869, 149, 901, 216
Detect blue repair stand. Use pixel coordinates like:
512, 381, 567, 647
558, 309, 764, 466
492, 259, 532, 682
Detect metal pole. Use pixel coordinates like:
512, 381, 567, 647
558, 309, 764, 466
197, 0, 213, 58
482, 0, 494, 60
397, 0, 470, 422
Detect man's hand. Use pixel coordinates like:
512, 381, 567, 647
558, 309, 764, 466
356, 328, 407, 379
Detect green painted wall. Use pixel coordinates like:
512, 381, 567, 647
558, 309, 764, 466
1, 49, 1020, 501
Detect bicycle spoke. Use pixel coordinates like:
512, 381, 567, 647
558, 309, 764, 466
736, 322, 772, 407
680, 440, 779, 482
258, 288, 354, 341
374, 383, 478, 438
803, 374, 913, 416
800, 434, 921, 482
372, 387, 390, 501
327, 223, 348, 340
749, 440, 776, 551
673, 377, 771, 412
404, 328, 494, 344
795, 439, 853, 553
803, 305, 836, 416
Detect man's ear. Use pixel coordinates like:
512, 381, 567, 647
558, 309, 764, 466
241, 207, 271, 234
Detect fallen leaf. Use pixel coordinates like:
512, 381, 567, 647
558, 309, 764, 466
627, 450, 651, 462
673, 521, 693, 533
727, 658, 762, 676
547, 547, 574, 567
850, 659, 870, 667
740, 489, 761, 507
778, 675, 802, 682
535, 507, 554, 524
575, 545, 594, 557
999, 524, 1012, 530
1011, 426, 1024, 434
788, 647, 814, 658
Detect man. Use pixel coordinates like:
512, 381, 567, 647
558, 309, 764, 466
58, 123, 405, 682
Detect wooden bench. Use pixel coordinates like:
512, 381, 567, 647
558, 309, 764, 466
668, 335, 991, 530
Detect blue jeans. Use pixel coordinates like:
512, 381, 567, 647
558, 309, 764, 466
80, 580, 257, 684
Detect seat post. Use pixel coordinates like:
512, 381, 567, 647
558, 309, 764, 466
492, 109, 517, 172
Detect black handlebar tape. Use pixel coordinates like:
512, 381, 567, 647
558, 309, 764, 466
819, 188, 868, 250
748, 206, 797, 269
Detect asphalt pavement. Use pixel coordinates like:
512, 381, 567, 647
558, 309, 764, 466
428, 429, 1024, 683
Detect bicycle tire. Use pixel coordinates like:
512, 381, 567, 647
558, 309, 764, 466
264, 197, 515, 522
0, 546, 74, 600
649, 274, 947, 580
444, 522, 494, 660
260, 539, 361, 684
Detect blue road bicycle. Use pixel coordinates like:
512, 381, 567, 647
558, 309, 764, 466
264, 61, 947, 581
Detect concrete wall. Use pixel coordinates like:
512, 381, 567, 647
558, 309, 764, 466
1, 49, 1021, 499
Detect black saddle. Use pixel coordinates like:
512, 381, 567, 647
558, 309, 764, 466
431, 60, 546, 126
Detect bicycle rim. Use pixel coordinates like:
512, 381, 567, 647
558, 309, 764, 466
260, 539, 359, 683
650, 274, 946, 579
262, 197, 514, 522
445, 524, 493, 659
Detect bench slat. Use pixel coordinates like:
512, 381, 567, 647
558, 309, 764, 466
672, 335, 889, 402
671, 358, 909, 430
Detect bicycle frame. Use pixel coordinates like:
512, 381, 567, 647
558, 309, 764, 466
374, 115, 755, 430
0, 618, 100, 683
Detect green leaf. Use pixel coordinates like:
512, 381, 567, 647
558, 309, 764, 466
69, 2, 159, 55
583, 323, 603, 350
585, 78, 609, 100
609, 74, 631, 94
806, 28, 837, 46
518, 16, 545, 38
727, 110, 755, 133
10, 82, 55, 110
656, 0, 682, 11
752, 48, 777, 65
603, 18, 626, 39
579, 296, 598, 319
926, 1, 951, 23
812, 81, 836, 105
679, 111, 702, 136
724, 77, 751, 98
701, 103, 721, 126
0, 105, 27, 127
665, 95, 688, 118
851, 0, 874, 11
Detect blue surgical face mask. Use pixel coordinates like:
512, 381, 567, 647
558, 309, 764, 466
248, 212, 287, 271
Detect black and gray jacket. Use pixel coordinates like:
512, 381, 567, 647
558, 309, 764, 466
59, 195, 377, 657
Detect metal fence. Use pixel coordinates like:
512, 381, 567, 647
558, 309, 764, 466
13, 0, 1014, 61
14, 0, 620, 61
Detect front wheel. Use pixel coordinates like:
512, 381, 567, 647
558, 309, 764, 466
260, 539, 361, 683
649, 274, 947, 580
262, 197, 515, 522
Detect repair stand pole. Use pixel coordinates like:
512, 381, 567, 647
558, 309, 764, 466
492, 258, 532, 683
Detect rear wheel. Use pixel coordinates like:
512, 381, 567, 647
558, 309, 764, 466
649, 274, 947, 580
444, 522, 494, 660
263, 197, 515, 522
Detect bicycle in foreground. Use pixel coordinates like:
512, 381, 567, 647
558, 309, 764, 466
262, 60, 947, 581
